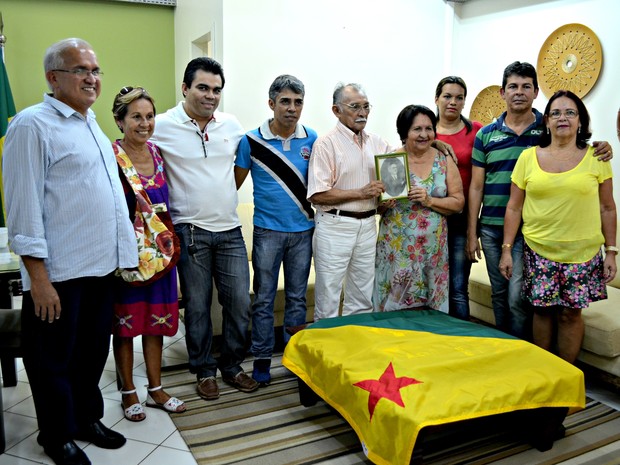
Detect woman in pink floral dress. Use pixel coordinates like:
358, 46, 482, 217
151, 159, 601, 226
112, 87, 185, 422
374, 105, 464, 312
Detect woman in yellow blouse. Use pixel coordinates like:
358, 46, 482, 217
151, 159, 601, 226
499, 90, 617, 363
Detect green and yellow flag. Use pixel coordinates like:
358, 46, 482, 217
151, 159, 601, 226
0, 47, 16, 227
283, 310, 585, 465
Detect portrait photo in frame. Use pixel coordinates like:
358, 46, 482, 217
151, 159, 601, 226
375, 152, 410, 201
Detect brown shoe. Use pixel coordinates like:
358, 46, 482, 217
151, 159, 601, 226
223, 372, 259, 393
197, 377, 219, 400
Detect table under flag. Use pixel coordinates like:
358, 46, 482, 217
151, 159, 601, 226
283, 310, 585, 465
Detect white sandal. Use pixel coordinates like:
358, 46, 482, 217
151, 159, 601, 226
145, 385, 186, 413
120, 388, 146, 422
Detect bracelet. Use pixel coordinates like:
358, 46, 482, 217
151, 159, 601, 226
501, 243, 513, 249
605, 245, 619, 253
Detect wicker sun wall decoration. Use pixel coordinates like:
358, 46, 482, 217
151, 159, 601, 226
469, 85, 504, 126
537, 23, 602, 99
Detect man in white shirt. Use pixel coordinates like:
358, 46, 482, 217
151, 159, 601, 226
307, 83, 389, 320
151, 57, 258, 401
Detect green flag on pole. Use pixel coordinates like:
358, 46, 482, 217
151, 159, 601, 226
0, 31, 17, 227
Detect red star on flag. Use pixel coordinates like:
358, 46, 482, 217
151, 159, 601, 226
353, 362, 422, 420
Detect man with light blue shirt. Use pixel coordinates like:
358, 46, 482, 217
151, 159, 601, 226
3, 38, 137, 465
235, 75, 316, 385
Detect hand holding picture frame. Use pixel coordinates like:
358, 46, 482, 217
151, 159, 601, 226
375, 152, 410, 201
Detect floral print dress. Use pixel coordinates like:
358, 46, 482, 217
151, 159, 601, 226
374, 152, 449, 312
113, 140, 179, 338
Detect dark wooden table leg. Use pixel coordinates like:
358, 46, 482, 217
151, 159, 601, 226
0, 379, 5, 454
297, 377, 319, 407
525, 407, 568, 452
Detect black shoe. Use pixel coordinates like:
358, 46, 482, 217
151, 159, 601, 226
42, 440, 91, 465
75, 420, 126, 449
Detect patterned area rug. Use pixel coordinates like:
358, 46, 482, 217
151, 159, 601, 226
162, 357, 620, 465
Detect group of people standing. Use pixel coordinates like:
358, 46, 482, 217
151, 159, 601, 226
2, 36, 617, 465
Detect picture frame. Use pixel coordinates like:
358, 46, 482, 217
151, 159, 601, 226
375, 152, 410, 201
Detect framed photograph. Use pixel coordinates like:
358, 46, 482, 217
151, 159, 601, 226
375, 152, 410, 201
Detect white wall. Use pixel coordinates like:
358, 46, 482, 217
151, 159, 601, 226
175, 0, 452, 202
453, 0, 619, 201
173, 0, 223, 101
174, 0, 619, 204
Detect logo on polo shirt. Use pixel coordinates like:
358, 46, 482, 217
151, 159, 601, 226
490, 134, 510, 143
300, 146, 311, 160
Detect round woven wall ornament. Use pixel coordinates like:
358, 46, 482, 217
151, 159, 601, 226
469, 85, 504, 126
537, 23, 602, 99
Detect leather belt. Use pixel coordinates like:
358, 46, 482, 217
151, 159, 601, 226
325, 209, 377, 219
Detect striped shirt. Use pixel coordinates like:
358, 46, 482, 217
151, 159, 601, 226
471, 110, 544, 226
235, 120, 316, 232
307, 121, 391, 212
2, 94, 138, 290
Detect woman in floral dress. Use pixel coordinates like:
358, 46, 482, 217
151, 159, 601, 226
112, 87, 185, 422
499, 91, 616, 363
374, 105, 464, 312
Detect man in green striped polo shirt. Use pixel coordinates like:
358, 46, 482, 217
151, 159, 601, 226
466, 61, 612, 340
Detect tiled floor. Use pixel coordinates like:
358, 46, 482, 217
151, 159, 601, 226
1, 327, 198, 465
2, 324, 620, 465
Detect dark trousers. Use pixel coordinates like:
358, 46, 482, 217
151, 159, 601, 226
21, 274, 115, 446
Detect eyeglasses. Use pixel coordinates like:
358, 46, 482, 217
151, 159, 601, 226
549, 109, 578, 119
52, 68, 103, 78
119, 86, 146, 96
340, 102, 372, 112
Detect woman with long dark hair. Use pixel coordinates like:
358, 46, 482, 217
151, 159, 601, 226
434, 76, 483, 320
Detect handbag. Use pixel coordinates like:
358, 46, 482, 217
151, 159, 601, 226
114, 144, 180, 285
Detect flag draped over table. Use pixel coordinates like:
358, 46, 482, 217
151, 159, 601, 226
0, 44, 16, 227
283, 310, 585, 465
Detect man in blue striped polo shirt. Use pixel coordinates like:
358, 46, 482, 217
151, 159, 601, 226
235, 75, 317, 385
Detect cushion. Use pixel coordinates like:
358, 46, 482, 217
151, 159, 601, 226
237, 203, 255, 261
468, 254, 620, 359
582, 287, 620, 357
577, 349, 620, 378
468, 258, 493, 311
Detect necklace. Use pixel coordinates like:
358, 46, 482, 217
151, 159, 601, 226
118, 141, 163, 188
120, 141, 150, 161
548, 147, 579, 162
437, 120, 464, 135
549, 153, 575, 161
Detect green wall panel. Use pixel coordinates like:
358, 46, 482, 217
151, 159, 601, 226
1, 0, 175, 138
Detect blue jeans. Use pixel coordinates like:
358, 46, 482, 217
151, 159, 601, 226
479, 224, 530, 339
250, 226, 313, 359
448, 229, 472, 320
174, 223, 251, 379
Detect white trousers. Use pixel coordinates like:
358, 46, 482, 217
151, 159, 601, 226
313, 211, 377, 320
